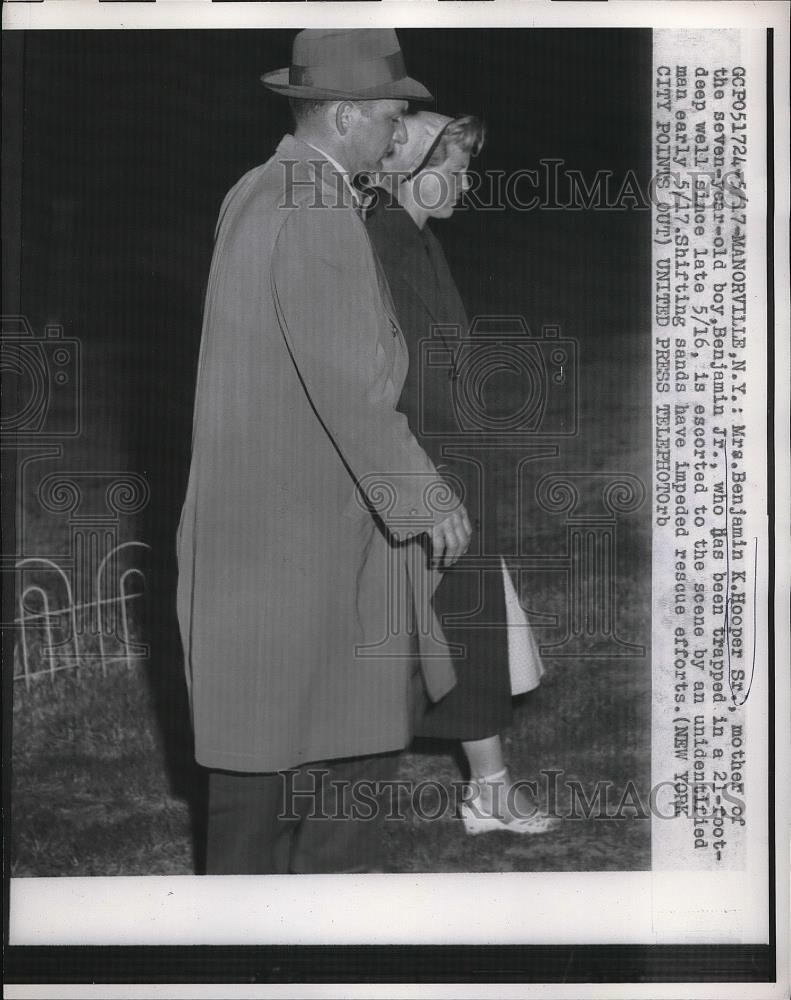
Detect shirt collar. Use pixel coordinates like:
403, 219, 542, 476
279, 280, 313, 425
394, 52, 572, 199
301, 141, 362, 208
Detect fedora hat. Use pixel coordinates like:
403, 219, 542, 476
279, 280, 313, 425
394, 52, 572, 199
261, 29, 433, 102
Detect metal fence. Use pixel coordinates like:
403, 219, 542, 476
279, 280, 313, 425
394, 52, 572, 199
14, 541, 150, 688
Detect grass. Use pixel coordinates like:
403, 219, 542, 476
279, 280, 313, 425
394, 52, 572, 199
11, 670, 193, 876
11, 550, 650, 875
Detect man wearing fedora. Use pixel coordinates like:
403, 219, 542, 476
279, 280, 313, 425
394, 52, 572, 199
177, 28, 471, 874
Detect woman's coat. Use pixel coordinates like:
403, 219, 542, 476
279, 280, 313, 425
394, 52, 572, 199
365, 194, 512, 740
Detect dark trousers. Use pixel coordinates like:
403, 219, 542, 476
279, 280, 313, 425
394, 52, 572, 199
205, 666, 428, 874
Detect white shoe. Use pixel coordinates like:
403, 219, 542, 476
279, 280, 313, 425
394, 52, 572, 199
459, 769, 561, 836
459, 800, 560, 835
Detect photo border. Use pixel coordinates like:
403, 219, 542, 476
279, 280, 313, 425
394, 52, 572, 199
2, 2, 788, 996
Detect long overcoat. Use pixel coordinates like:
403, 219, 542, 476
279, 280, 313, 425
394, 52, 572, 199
177, 136, 455, 773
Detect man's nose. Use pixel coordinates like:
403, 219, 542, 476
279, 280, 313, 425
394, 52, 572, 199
461, 173, 472, 193
392, 120, 407, 145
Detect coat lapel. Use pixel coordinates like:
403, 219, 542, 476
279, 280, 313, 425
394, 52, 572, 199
362, 226, 405, 339
280, 137, 407, 365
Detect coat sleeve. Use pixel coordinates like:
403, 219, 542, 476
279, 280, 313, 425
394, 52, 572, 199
271, 204, 457, 538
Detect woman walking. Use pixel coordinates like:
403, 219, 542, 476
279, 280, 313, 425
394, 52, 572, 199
365, 112, 559, 835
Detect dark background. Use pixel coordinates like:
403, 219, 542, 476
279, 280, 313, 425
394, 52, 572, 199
7, 25, 652, 603
10, 27, 651, 465
5, 28, 653, 876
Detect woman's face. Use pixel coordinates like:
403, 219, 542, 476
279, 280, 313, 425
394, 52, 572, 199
412, 145, 472, 220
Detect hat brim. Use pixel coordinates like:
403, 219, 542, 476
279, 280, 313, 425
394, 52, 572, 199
260, 67, 433, 103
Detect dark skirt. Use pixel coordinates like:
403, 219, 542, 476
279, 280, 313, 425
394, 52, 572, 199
415, 552, 512, 742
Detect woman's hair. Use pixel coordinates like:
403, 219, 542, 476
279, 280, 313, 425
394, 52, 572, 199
425, 115, 486, 169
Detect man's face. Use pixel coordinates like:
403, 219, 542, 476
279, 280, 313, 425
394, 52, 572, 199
344, 100, 408, 175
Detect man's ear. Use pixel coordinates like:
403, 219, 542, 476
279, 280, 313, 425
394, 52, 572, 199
334, 101, 356, 136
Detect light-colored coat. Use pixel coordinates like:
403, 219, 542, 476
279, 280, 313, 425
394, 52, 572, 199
177, 136, 455, 772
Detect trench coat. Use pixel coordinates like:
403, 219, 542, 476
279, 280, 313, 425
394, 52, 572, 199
365, 194, 512, 740
177, 136, 456, 773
